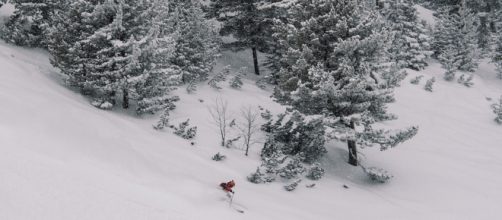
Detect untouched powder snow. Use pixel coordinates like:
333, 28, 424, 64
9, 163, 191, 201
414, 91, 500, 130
1, 34, 502, 220
415, 5, 437, 27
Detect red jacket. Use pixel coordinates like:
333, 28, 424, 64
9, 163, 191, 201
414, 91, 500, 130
220, 180, 235, 193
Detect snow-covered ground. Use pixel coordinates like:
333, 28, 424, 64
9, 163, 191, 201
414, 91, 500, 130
2, 3, 502, 220
2, 39, 502, 220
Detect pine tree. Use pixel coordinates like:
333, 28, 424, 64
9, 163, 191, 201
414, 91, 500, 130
439, 45, 459, 81
433, 5, 479, 72
382, 0, 432, 70
492, 96, 502, 124
230, 67, 246, 89
273, 0, 418, 166
424, 77, 435, 92
493, 34, 502, 79
46, 0, 105, 92
208, 0, 281, 75
47, 0, 181, 114
169, 1, 220, 85
1, 0, 63, 47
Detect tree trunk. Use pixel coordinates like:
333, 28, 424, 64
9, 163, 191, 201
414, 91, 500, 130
347, 120, 358, 166
252, 47, 260, 75
122, 89, 129, 109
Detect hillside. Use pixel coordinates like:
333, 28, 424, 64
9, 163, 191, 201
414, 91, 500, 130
2, 1, 502, 220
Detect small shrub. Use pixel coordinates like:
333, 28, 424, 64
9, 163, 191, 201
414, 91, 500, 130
260, 110, 272, 120
424, 77, 435, 92
410, 75, 424, 84
174, 119, 197, 139
284, 179, 302, 191
363, 167, 393, 183
212, 152, 226, 161
248, 167, 266, 184
457, 74, 474, 87
306, 163, 325, 180
208, 66, 230, 90
492, 96, 502, 124
153, 110, 170, 130
225, 136, 241, 148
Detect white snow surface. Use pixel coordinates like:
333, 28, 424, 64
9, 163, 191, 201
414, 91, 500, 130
415, 5, 437, 27
2, 4, 502, 220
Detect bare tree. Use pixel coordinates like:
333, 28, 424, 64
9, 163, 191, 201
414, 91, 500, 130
238, 106, 260, 156
209, 98, 231, 147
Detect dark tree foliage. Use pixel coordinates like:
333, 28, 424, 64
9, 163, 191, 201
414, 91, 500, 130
208, 0, 285, 75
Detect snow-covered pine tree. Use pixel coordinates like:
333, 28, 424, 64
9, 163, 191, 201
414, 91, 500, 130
1, 0, 62, 47
208, 66, 230, 90
457, 74, 474, 87
433, 4, 479, 72
381, 0, 432, 70
81, 0, 133, 107
208, 0, 281, 76
424, 77, 435, 92
46, 0, 106, 93
0, 0, 5, 8
128, 0, 182, 115
47, 0, 181, 114
273, 0, 418, 166
230, 67, 246, 89
169, 0, 220, 85
439, 45, 459, 81
493, 33, 502, 79
492, 96, 502, 124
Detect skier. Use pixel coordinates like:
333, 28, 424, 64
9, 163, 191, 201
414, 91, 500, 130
220, 180, 235, 195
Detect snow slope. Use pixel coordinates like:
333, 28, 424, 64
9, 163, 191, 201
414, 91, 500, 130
2, 5, 502, 220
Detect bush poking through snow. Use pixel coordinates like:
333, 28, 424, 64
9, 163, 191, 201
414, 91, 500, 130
91, 100, 113, 110
208, 66, 230, 90
284, 179, 302, 191
186, 81, 198, 93
153, 110, 170, 130
410, 75, 424, 84
225, 136, 241, 148
260, 109, 272, 120
492, 96, 502, 124
248, 167, 266, 184
306, 163, 325, 181
424, 77, 435, 92
457, 74, 474, 87
363, 167, 393, 183
173, 119, 197, 139
212, 152, 226, 161
230, 67, 246, 89
230, 75, 243, 89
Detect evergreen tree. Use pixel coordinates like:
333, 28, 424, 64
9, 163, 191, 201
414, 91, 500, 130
438, 45, 459, 81
493, 34, 502, 79
381, 0, 432, 70
433, 5, 479, 72
273, 0, 418, 166
208, 0, 283, 75
169, 1, 220, 85
492, 96, 502, 124
1, 0, 63, 47
424, 77, 435, 92
47, 0, 181, 114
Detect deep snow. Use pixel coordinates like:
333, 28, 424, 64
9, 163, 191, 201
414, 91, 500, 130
2, 3, 502, 220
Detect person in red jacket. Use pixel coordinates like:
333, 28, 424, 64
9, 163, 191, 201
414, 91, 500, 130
220, 180, 235, 194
